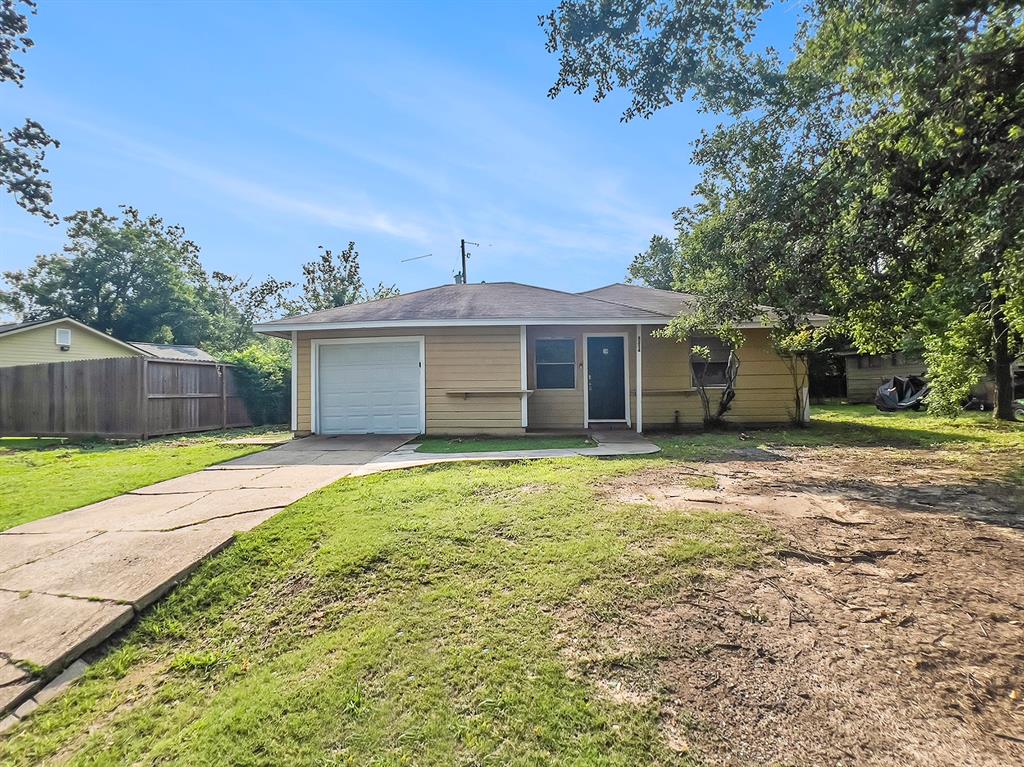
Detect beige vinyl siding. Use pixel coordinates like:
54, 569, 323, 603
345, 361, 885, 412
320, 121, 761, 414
295, 326, 524, 435
0, 321, 139, 368
640, 328, 804, 427
526, 325, 637, 429
844, 354, 927, 403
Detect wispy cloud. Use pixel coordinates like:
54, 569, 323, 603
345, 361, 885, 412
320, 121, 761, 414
63, 115, 434, 244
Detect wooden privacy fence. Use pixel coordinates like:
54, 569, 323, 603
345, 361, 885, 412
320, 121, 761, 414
0, 357, 252, 439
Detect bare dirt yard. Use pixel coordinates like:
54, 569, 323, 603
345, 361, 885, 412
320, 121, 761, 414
575, 443, 1024, 767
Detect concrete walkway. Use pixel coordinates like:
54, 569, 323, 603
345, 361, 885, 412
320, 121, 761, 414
0, 430, 659, 720
0, 434, 410, 717
350, 429, 660, 476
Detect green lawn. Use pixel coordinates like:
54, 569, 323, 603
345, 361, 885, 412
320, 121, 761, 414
2, 406, 1021, 765
0, 428, 286, 532
0, 457, 768, 766
415, 435, 595, 453
652, 403, 1024, 459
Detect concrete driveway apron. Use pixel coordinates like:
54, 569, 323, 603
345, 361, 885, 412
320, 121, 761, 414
0, 434, 410, 714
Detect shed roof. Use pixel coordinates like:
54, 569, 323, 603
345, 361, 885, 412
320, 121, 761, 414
128, 342, 216, 362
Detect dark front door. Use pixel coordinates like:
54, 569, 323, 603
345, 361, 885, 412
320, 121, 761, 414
587, 336, 626, 421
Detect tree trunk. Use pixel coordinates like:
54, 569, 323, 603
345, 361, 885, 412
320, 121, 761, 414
993, 301, 1014, 421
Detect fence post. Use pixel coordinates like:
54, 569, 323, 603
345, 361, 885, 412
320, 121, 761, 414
140, 358, 149, 440
220, 365, 227, 429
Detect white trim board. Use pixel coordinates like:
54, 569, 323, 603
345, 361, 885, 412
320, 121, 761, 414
290, 330, 298, 431
310, 335, 426, 436
582, 333, 631, 429
519, 325, 528, 428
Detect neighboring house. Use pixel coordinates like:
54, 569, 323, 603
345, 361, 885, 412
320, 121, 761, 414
0, 317, 214, 367
840, 351, 928, 403
255, 282, 826, 436
839, 350, 1020, 405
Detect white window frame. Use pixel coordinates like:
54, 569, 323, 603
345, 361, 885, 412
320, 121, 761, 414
310, 335, 426, 435
55, 327, 72, 347
534, 337, 576, 391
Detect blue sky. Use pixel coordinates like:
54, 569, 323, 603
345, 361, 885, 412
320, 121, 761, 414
0, 1, 798, 303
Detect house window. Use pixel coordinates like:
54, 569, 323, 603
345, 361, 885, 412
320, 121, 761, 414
55, 328, 72, 347
535, 338, 575, 389
690, 336, 733, 387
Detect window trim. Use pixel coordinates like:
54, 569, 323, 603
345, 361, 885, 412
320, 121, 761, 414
534, 337, 576, 390
689, 336, 733, 389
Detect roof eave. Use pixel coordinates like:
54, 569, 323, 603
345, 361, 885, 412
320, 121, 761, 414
253, 315, 810, 334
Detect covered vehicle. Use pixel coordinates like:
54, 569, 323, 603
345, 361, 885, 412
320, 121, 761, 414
875, 375, 929, 411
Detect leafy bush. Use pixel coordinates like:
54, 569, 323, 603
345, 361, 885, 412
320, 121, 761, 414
221, 343, 290, 425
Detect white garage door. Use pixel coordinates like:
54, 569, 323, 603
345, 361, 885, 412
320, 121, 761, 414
317, 340, 423, 434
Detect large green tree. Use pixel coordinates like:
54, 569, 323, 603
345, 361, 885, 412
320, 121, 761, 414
1, 0, 59, 222
543, 0, 1024, 419
0, 206, 291, 350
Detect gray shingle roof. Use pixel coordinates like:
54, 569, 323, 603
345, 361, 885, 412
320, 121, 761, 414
0, 318, 50, 335
579, 283, 701, 316
254, 281, 829, 333
257, 282, 667, 330
581, 283, 830, 325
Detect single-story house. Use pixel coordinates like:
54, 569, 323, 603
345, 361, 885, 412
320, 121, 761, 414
255, 282, 825, 436
0, 317, 215, 367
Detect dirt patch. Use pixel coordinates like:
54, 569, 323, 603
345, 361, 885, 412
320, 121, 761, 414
571, 448, 1024, 766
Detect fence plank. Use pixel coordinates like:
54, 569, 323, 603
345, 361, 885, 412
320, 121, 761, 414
0, 357, 252, 438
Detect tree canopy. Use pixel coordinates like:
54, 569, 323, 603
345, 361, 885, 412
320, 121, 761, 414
1, 0, 59, 222
0, 206, 292, 351
543, 0, 1024, 418
295, 242, 399, 314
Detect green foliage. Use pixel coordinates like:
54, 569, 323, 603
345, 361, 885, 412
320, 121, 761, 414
220, 341, 291, 425
543, 0, 1024, 419
0, 206, 292, 351
294, 242, 399, 314
0, 0, 59, 223
921, 313, 991, 415
627, 234, 676, 289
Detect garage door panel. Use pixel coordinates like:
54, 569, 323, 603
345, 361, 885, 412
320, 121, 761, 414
317, 340, 422, 435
